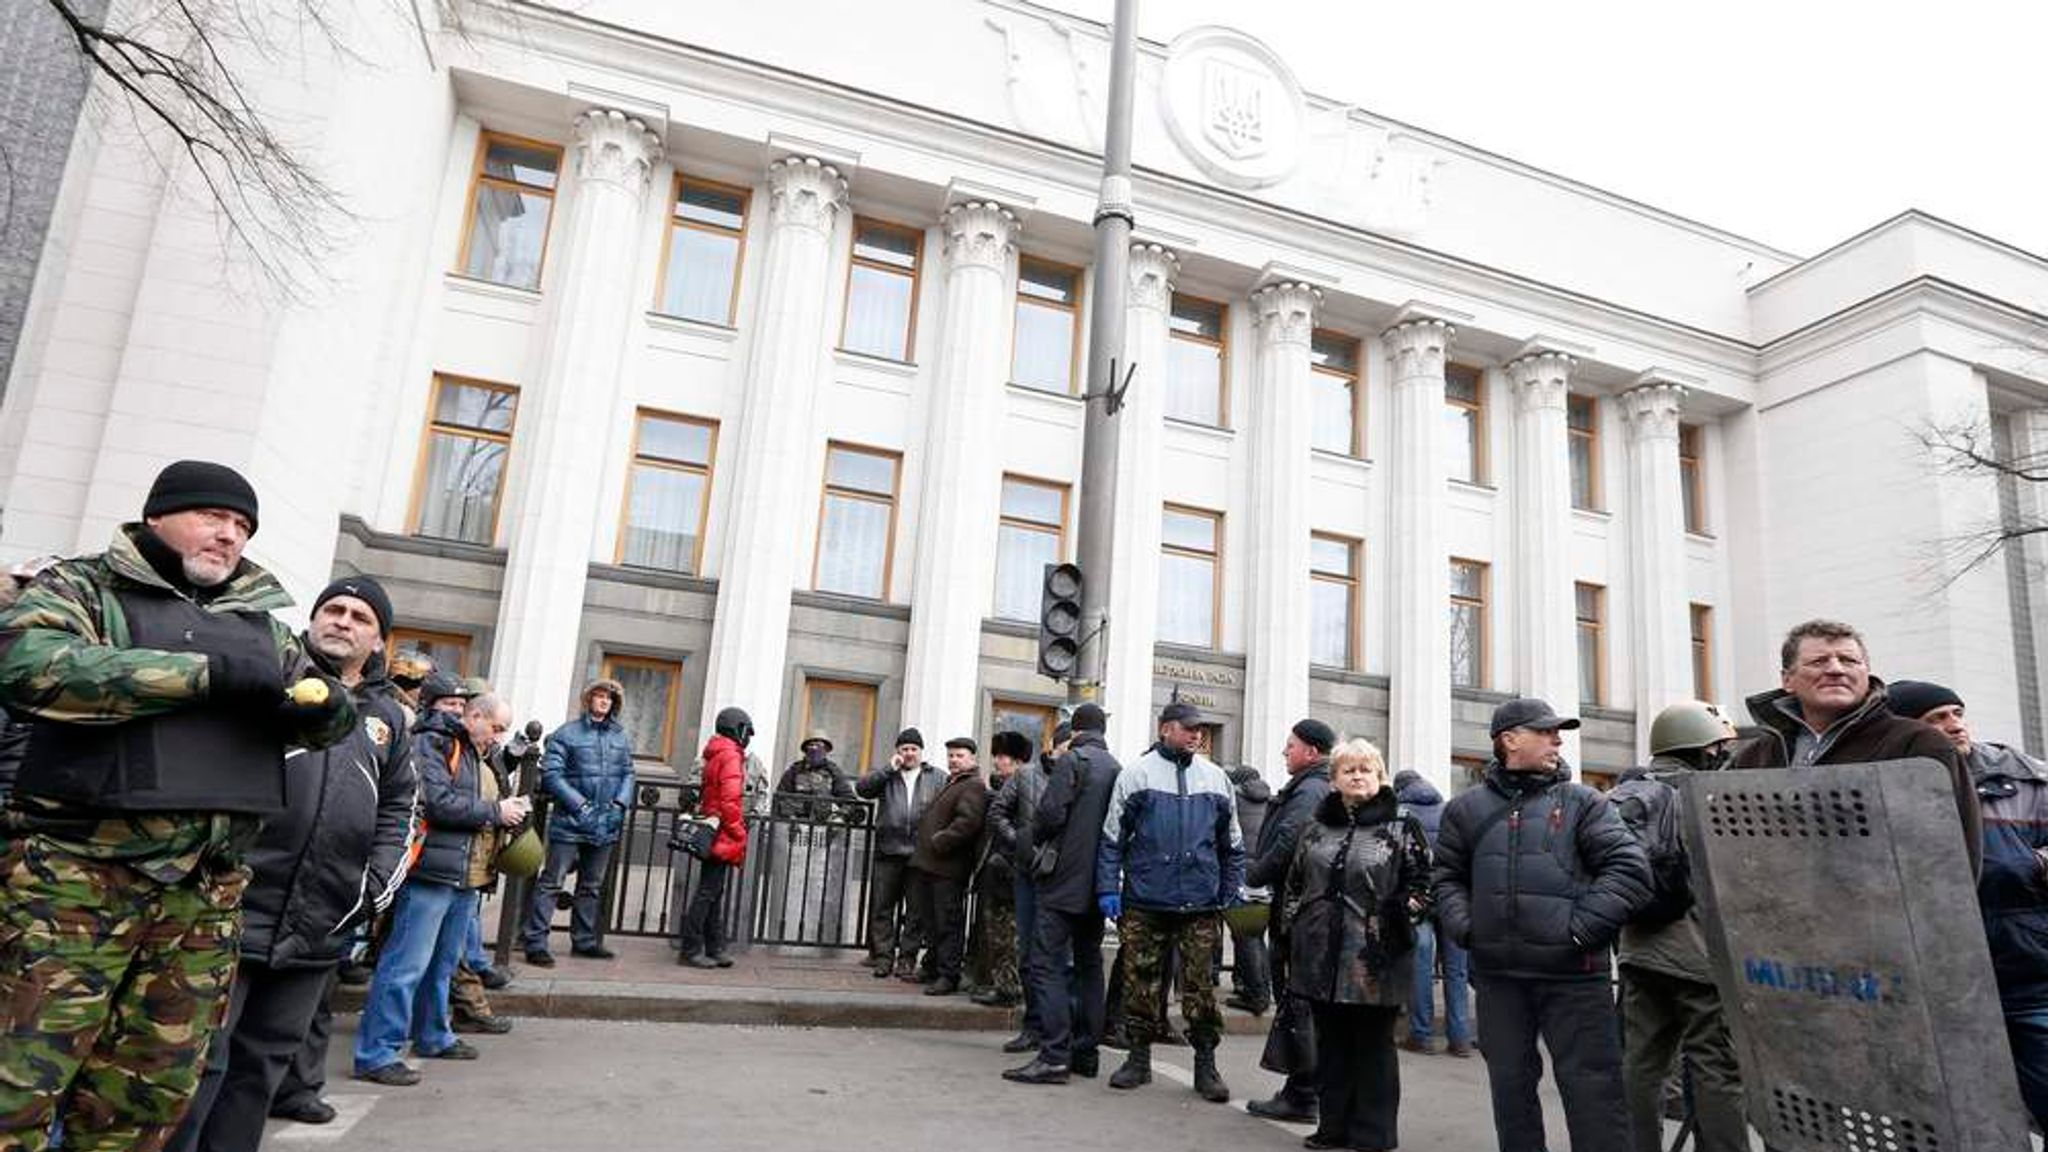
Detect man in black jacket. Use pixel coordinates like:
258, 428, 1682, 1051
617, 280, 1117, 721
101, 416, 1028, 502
170, 577, 417, 1152
1245, 718, 1335, 1123
1004, 703, 1120, 1085
855, 728, 942, 979
1433, 698, 1652, 1152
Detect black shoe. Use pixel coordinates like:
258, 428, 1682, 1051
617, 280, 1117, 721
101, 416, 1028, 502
269, 1098, 337, 1124
1001, 1057, 1070, 1084
923, 977, 960, 997
335, 962, 371, 987
453, 1013, 512, 1035
1248, 1095, 1318, 1124
1224, 993, 1269, 1016
870, 959, 894, 979
1108, 1044, 1151, 1090
708, 952, 735, 968
524, 950, 556, 969
682, 952, 722, 969
1100, 1024, 1130, 1050
353, 1062, 420, 1086
571, 945, 617, 960
479, 967, 511, 991
418, 1039, 480, 1060
1070, 1050, 1100, 1079
1303, 1135, 1345, 1150
1001, 1031, 1040, 1054
971, 988, 1020, 1007
1191, 1045, 1229, 1103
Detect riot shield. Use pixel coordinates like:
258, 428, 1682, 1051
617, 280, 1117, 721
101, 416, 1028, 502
1677, 760, 2030, 1152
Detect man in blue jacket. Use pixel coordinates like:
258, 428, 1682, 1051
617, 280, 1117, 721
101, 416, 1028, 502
523, 678, 634, 966
1098, 700, 1245, 1103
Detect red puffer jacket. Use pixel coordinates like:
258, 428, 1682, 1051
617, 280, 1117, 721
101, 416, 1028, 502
699, 734, 748, 864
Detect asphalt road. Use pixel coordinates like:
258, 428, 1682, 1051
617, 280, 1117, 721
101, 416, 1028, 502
272, 1016, 1594, 1151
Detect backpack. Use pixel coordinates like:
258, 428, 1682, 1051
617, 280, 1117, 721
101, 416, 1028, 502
1609, 775, 1695, 929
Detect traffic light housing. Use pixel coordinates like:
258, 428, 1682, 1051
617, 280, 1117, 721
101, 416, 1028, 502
1036, 562, 1084, 680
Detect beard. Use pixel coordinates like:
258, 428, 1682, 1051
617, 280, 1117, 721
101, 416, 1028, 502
181, 553, 235, 588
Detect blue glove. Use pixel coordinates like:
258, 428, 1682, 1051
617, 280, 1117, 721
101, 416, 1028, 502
1099, 893, 1122, 921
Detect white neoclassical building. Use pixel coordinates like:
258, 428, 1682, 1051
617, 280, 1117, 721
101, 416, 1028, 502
3, 1, 2045, 788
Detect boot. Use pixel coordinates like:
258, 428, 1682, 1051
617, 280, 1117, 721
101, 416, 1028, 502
1108, 1043, 1152, 1090
1191, 1041, 1229, 1103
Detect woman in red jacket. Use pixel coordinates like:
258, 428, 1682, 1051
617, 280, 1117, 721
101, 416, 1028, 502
680, 707, 752, 967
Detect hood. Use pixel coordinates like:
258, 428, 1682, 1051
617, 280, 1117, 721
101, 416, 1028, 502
1394, 774, 1443, 806
109, 522, 292, 613
1971, 742, 2048, 785
1313, 784, 1399, 827
582, 677, 625, 719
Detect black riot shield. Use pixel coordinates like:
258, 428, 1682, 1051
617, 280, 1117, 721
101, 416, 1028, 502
1677, 760, 2030, 1152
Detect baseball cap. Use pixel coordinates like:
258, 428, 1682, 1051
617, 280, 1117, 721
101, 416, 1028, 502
1488, 697, 1582, 738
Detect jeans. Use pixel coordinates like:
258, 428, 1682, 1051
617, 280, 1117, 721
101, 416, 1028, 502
1410, 921, 1473, 1046
678, 859, 731, 959
522, 839, 615, 953
353, 882, 473, 1072
463, 892, 493, 971
1230, 926, 1271, 1009
1473, 976, 1631, 1152
2007, 1006, 2048, 1131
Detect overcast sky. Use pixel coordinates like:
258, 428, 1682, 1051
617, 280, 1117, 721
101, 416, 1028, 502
1063, 0, 2047, 260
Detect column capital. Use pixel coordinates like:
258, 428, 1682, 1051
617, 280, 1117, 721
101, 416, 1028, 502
1129, 242, 1181, 314
1619, 380, 1688, 441
1383, 317, 1454, 382
571, 109, 662, 194
766, 155, 850, 235
1506, 349, 1576, 413
1251, 281, 1321, 347
940, 200, 1020, 274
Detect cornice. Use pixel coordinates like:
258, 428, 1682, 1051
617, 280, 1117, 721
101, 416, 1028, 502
1757, 275, 2048, 372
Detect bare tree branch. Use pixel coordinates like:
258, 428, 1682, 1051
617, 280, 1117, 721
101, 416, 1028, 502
1915, 415, 2048, 588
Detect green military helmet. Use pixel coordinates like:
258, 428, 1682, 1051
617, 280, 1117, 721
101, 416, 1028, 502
1648, 700, 1738, 757
494, 826, 545, 878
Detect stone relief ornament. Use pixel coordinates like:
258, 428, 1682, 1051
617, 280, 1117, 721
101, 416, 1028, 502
1160, 27, 1304, 189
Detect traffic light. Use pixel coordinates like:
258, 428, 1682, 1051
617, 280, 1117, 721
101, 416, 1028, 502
1036, 562, 1084, 680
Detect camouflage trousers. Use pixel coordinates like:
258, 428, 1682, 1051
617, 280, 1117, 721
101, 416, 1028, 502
1118, 908, 1223, 1048
450, 963, 493, 1020
977, 892, 1020, 999
0, 836, 247, 1152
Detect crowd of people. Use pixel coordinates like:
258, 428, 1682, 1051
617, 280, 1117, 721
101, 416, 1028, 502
0, 459, 2041, 1152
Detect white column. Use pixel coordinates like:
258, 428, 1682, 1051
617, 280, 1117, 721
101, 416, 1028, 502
2015, 409, 2048, 754
1242, 281, 1321, 768
695, 157, 850, 760
1620, 380, 1693, 760
1101, 243, 1178, 757
1506, 350, 1582, 763
899, 201, 1021, 740
488, 110, 661, 724
1384, 318, 1454, 787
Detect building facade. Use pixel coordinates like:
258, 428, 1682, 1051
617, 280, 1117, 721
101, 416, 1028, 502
3, 1, 2045, 788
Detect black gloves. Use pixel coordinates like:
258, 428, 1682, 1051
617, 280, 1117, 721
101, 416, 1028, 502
273, 672, 349, 735
208, 651, 284, 708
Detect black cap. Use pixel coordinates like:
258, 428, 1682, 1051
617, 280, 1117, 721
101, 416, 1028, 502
421, 671, 477, 707
313, 576, 393, 637
944, 736, 978, 754
1290, 718, 1336, 754
144, 460, 260, 534
1159, 700, 1204, 728
991, 730, 1035, 761
1886, 680, 1963, 721
1489, 697, 1582, 738
894, 727, 925, 750
1070, 704, 1108, 734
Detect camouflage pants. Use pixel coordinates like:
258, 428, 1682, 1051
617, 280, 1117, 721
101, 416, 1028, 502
978, 893, 1020, 999
450, 962, 493, 1020
0, 836, 246, 1152
1119, 908, 1223, 1048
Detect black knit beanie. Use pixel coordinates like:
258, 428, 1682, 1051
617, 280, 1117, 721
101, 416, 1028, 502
143, 460, 260, 534
1291, 718, 1337, 755
313, 576, 394, 637
894, 727, 925, 750
1885, 679, 1963, 722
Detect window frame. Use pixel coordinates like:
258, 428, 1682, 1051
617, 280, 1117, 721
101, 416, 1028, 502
454, 131, 564, 291
811, 441, 903, 600
614, 408, 720, 575
1679, 422, 1707, 535
1167, 292, 1231, 430
408, 374, 519, 545
653, 174, 751, 326
1575, 581, 1607, 706
1568, 392, 1603, 511
802, 677, 879, 775
994, 473, 1071, 623
1445, 362, 1489, 485
1309, 531, 1361, 670
1690, 603, 1716, 703
1310, 329, 1364, 458
600, 652, 683, 763
991, 698, 1060, 756
1449, 556, 1491, 690
838, 216, 925, 363
1159, 502, 1224, 649
390, 627, 474, 677
1009, 255, 1084, 395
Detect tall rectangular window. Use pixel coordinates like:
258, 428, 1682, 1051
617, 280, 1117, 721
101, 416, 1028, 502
657, 177, 748, 324
841, 218, 922, 361
1680, 423, 1707, 534
413, 376, 518, 545
1691, 603, 1715, 702
1568, 394, 1602, 511
1166, 295, 1227, 427
1012, 258, 1081, 394
813, 444, 900, 599
1311, 331, 1362, 457
803, 679, 877, 773
1576, 582, 1606, 705
1449, 558, 1489, 689
992, 699, 1058, 755
457, 133, 561, 290
1444, 363, 1487, 484
602, 654, 680, 761
1158, 505, 1221, 647
390, 628, 472, 677
619, 411, 717, 573
993, 476, 1068, 623
1310, 533, 1359, 669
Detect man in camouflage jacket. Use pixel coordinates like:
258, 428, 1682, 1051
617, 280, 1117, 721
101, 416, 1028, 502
0, 461, 355, 1152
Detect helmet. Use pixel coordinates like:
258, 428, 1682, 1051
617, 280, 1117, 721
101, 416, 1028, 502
494, 826, 545, 879
1222, 901, 1271, 937
714, 706, 755, 747
1649, 701, 1738, 757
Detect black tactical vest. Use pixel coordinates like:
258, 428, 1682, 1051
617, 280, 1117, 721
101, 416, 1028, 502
16, 585, 287, 814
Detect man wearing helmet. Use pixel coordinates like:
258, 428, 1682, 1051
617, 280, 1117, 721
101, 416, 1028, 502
1609, 701, 1747, 1152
